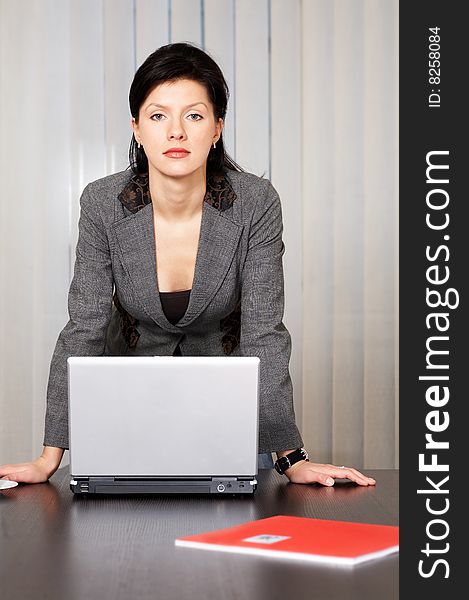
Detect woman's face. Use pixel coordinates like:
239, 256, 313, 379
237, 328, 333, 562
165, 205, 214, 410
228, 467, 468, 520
132, 78, 223, 180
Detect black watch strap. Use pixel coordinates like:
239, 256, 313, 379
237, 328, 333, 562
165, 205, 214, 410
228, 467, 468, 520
274, 448, 309, 475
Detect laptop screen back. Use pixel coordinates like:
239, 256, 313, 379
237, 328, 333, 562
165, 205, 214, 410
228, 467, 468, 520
68, 356, 259, 477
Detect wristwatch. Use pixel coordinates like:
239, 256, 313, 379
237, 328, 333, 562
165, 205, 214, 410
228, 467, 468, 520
274, 448, 309, 475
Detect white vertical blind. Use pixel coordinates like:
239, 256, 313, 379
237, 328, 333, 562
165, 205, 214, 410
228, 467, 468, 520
69, 0, 107, 258
270, 0, 303, 433
204, 0, 236, 159
135, 0, 169, 68
171, 0, 202, 45
362, 0, 398, 467
0, 0, 74, 457
331, 2, 366, 468
301, 0, 335, 463
300, 0, 398, 468
103, 0, 135, 174
0, 0, 398, 469
234, 0, 270, 177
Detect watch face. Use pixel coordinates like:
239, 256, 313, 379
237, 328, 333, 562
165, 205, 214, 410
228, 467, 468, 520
274, 449, 308, 475
274, 457, 288, 474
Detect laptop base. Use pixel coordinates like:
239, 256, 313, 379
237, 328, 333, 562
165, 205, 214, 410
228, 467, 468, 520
70, 476, 257, 495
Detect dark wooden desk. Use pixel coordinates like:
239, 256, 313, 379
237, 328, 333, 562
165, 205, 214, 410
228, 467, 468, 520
0, 468, 398, 600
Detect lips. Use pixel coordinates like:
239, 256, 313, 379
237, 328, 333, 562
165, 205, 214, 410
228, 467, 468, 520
164, 148, 190, 158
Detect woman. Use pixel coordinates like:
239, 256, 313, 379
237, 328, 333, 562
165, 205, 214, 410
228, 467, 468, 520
0, 42, 374, 487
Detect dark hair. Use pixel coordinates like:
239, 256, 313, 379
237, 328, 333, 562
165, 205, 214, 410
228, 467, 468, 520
128, 42, 244, 176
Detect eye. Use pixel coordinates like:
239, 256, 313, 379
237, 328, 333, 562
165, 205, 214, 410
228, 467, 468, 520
187, 113, 203, 121
150, 113, 165, 121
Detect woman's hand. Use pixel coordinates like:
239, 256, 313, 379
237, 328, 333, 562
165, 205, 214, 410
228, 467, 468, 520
0, 447, 64, 484
285, 461, 376, 487
0, 457, 53, 484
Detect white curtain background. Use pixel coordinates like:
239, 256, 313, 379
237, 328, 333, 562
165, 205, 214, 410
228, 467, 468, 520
0, 0, 398, 469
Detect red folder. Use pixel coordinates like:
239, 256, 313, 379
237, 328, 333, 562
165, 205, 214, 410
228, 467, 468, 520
175, 515, 399, 565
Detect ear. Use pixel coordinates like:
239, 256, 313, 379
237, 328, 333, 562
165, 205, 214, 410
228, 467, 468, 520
131, 118, 140, 144
215, 118, 223, 142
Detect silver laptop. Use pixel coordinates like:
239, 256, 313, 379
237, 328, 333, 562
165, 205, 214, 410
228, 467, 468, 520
67, 356, 259, 495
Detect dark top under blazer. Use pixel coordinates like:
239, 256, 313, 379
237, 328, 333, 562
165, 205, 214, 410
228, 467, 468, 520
43, 168, 303, 454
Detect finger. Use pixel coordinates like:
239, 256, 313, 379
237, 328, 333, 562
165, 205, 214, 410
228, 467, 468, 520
303, 469, 336, 487
0, 463, 28, 474
344, 467, 376, 485
1, 467, 28, 482
313, 464, 375, 485
333, 467, 375, 486
347, 467, 376, 484
286, 464, 334, 486
2, 472, 28, 483
316, 473, 336, 486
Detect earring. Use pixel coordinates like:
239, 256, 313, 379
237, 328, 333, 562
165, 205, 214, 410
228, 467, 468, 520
213, 141, 216, 149
137, 142, 141, 149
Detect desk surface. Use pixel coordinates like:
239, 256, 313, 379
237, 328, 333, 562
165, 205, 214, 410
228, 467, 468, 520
0, 467, 398, 600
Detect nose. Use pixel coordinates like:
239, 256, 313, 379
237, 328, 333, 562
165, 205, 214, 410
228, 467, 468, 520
167, 118, 187, 141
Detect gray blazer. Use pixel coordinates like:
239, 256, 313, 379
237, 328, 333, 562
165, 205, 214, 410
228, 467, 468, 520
44, 168, 303, 454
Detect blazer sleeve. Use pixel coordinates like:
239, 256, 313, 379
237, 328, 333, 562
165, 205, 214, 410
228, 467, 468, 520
43, 183, 114, 448
240, 181, 304, 454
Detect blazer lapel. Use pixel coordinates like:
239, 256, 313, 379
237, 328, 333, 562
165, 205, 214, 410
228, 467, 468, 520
112, 171, 242, 330
178, 202, 243, 327
112, 203, 172, 330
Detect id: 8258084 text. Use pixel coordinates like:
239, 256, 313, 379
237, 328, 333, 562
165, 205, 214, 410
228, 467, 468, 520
428, 26, 441, 108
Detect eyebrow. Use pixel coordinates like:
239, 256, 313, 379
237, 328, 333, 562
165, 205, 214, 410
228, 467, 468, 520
145, 102, 208, 111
